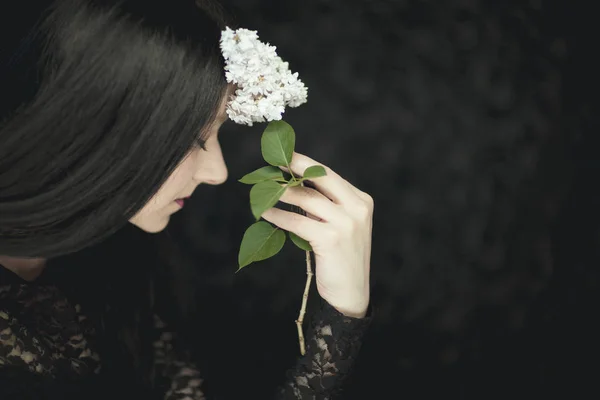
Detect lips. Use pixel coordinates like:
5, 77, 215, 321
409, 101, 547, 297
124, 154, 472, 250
175, 196, 191, 208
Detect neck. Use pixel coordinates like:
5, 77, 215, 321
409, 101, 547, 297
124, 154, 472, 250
0, 255, 47, 281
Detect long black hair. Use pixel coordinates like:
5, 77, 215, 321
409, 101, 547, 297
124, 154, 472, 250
1, 0, 234, 395
0, 0, 230, 257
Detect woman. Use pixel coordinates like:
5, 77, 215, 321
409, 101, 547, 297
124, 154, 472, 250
0, 0, 374, 399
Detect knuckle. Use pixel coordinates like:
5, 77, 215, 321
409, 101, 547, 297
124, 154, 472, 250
339, 215, 358, 232
296, 187, 320, 207
282, 186, 300, 203
296, 213, 315, 232
305, 196, 323, 211
322, 227, 341, 244
363, 193, 375, 208
354, 203, 371, 219
279, 187, 291, 200
355, 194, 374, 217
287, 212, 307, 231
298, 186, 314, 198
291, 211, 306, 225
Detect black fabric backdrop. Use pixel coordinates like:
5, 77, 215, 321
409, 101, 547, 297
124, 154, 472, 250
165, 1, 598, 398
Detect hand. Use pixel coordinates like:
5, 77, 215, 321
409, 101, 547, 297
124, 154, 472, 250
261, 152, 373, 318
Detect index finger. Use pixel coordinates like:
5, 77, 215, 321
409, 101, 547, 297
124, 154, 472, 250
281, 152, 358, 206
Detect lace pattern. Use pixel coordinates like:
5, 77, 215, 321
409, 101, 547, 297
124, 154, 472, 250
277, 301, 371, 399
0, 284, 101, 378
1, 268, 370, 399
153, 314, 206, 400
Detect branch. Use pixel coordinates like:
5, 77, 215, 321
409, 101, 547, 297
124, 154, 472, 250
295, 250, 313, 355
293, 182, 313, 355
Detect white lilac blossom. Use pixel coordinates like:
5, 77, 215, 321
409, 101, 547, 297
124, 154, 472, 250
220, 27, 308, 126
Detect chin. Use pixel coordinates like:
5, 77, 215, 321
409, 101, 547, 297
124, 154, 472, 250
130, 216, 170, 233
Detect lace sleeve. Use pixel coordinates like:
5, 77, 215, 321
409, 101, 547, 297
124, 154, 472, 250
277, 301, 372, 399
152, 314, 206, 400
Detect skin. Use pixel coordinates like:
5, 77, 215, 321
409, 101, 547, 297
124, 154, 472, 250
0, 95, 230, 279
129, 101, 230, 233
1, 98, 374, 319
262, 154, 374, 318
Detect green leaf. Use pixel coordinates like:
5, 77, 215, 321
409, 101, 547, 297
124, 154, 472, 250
261, 121, 295, 167
289, 232, 313, 252
239, 166, 286, 185
302, 165, 327, 179
287, 180, 304, 188
238, 222, 286, 269
250, 180, 287, 220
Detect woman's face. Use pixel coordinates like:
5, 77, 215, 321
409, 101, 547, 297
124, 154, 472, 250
129, 98, 230, 233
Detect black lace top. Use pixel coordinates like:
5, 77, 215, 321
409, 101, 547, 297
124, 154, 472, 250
0, 264, 370, 399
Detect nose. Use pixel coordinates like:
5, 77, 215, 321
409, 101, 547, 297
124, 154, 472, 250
194, 138, 228, 185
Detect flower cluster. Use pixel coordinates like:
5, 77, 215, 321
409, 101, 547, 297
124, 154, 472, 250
220, 27, 308, 126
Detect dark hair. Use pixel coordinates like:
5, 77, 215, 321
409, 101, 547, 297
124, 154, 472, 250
1, 0, 234, 395
0, 0, 230, 257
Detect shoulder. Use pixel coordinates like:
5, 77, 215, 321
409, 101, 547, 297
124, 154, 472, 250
0, 280, 101, 378
1, 282, 56, 375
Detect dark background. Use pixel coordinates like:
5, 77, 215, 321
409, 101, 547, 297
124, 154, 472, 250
168, 1, 599, 398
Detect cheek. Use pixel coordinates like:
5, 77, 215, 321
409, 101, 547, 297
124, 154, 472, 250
131, 155, 197, 217
154, 156, 197, 204
128, 156, 197, 232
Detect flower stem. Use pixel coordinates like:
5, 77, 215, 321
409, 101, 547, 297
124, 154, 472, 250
296, 249, 313, 355
285, 161, 297, 182
294, 181, 312, 355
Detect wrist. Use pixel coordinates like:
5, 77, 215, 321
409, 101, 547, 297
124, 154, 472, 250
330, 301, 369, 319
319, 287, 370, 319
